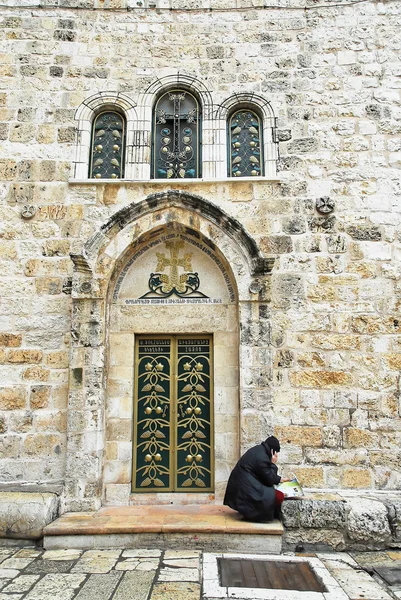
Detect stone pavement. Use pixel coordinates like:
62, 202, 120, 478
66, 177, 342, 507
0, 546, 401, 599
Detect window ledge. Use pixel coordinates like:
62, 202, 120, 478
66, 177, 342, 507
69, 176, 281, 185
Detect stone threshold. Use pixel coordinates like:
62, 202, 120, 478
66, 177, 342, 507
43, 505, 283, 552
44, 505, 284, 536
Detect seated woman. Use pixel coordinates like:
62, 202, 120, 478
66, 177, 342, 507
223, 436, 285, 522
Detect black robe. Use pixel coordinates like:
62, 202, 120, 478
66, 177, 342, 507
223, 441, 281, 522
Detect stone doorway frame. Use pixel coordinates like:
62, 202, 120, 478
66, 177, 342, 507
64, 190, 274, 512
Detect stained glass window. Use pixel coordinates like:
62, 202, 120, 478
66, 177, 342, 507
153, 90, 201, 179
89, 111, 125, 179
228, 110, 264, 177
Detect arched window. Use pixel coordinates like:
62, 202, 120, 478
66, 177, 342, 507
89, 111, 126, 179
228, 109, 264, 178
152, 90, 201, 179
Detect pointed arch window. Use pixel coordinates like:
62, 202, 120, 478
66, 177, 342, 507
152, 90, 201, 179
228, 109, 264, 178
89, 111, 126, 179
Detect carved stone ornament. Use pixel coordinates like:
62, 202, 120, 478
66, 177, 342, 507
21, 205, 36, 219
249, 280, 262, 294
80, 281, 92, 293
316, 197, 335, 214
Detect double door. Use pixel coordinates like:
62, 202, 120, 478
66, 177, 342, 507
132, 335, 213, 492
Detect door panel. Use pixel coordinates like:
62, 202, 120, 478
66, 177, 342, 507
133, 335, 213, 493
176, 338, 212, 490
134, 337, 172, 491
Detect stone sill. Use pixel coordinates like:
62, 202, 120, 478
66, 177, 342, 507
69, 176, 280, 185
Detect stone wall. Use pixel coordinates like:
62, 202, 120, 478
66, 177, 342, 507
0, 0, 400, 506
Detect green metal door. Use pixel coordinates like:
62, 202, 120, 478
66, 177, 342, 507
133, 335, 213, 492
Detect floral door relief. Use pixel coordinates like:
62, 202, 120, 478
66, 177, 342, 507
133, 336, 213, 492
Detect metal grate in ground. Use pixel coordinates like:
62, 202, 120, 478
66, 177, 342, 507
218, 557, 326, 592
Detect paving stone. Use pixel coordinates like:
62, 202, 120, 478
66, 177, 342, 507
23, 573, 86, 600
82, 549, 121, 559
352, 552, 392, 566
71, 558, 117, 573
158, 567, 200, 582
25, 560, 75, 574
0, 569, 19, 579
115, 559, 140, 571
122, 549, 162, 558
164, 550, 201, 559
388, 551, 401, 560
75, 572, 122, 599
135, 559, 160, 571
42, 549, 82, 561
0, 594, 23, 600
0, 558, 35, 569
113, 571, 155, 600
13, 550, 42, 559
317, 552, 358, 567
0, 580, 11, 590
150, 582, 201, 600
163, 557, 200, 568
330, 568, 392, 600
2, 574, 40, 593
373, 567, 401, 586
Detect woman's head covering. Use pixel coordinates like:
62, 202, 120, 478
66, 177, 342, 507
265, 435, 280, 453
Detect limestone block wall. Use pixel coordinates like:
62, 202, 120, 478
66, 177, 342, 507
0, 0, 400, 503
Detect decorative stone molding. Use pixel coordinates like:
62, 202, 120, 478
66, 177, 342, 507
82, 190, 274, 278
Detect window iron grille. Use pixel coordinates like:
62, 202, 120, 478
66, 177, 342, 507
153, 90, 201, 179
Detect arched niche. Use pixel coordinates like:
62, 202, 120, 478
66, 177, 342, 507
104, 224, 239, 505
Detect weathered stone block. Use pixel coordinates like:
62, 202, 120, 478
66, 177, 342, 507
289, 371, 353, 388
283, 217, 306, 235
384, 499, 401, 544
23, 367, 50, 382
271, 274, 304, 310
23, 434, 63, 456
299, 499, 346, 529
344, 428, 379, 449
347, 225, 381, 241
274, 425, 322, 447
0, 387, 26, 410
260, 235, 293, 254
347, 499, 391, 548
7, 350, 42, 364
30, 385, 51, 409
308, 215, 336, 233
288, 138, 318, 153
341, 468, 372, 488
0, 492, 59, 539
0, 333, 22, 347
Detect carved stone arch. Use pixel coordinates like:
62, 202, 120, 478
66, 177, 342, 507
71, 190, 274, 300
73, 91, 137, 180
139, 73, 213, 116
214, 93, 279, 179
215, 92, 276, 122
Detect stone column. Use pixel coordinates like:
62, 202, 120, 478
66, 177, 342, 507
238, 279, 273, 454
63, 280, 106, 512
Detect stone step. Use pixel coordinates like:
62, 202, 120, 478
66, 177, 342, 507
43, 505, 283, 553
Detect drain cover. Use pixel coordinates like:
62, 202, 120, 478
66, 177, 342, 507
374, 567, 401, 585
218, 558, 326, 591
